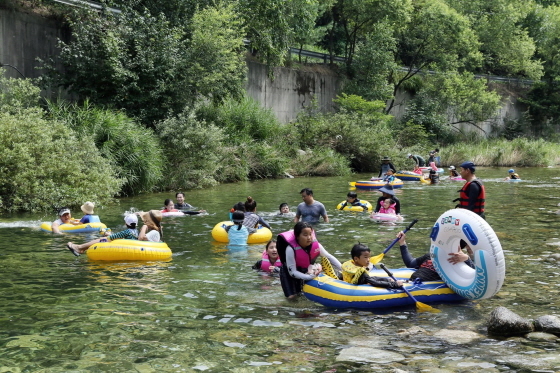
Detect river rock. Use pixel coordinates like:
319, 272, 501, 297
336, 347, 405, 364
497, 353, 560, 371
433, 329, 483, 344
487, 306, 534, 336
525, 332, 560, 342
533, 315, 560, 335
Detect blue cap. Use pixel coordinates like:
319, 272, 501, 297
460, 161, 475, 170
508, 169, 514, 173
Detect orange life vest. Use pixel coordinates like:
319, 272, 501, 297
455, 180, 485, 214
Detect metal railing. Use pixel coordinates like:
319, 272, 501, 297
49, 0, 121, 14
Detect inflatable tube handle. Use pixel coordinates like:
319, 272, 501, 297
462, 224, 478, 245
430, 223, 439, 241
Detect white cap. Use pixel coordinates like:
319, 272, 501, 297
124, 214, 138, 225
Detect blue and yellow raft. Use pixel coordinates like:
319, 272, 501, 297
303, 268, 463, 309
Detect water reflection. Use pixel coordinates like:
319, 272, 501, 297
0, 167, 559, 371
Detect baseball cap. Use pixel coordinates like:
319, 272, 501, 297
449, 166, 455, 170
460, 161, 475, 170
124, 214, 138, 225
508, 169, 515, 173
58, 208, 71, 216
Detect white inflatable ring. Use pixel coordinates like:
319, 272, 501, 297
429, 209, 505, 300
370, 213, 399, 222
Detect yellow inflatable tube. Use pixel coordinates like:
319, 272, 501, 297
40, 221, 107, 233
211, 221, 272, 244
87, 239, 172, 261
336, 200, 373, 212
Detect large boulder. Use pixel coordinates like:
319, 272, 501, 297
533, 315, 560, 335
487, 306, 534, 336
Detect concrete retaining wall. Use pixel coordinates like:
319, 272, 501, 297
0, 8, 69, 79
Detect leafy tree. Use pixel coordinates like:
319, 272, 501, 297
46, 100, 164, 195
387, 0, 482, 114
448, 0, 543, 79
42, 4, 246, 126
343, 22, 398, 101
238, 0, 321, 68
404, 72, 502, 137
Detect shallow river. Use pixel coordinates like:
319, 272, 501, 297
0, 167, 559, 372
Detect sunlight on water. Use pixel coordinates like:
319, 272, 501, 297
0, 167, 559, 372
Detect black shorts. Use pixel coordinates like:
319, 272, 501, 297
279, 266, 304, 298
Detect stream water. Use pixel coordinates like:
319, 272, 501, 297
0, 167, 559, 372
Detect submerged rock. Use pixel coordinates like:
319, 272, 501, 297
433, 329, 483, 344
487, 306, 534, 336
534, 315, 560, 335
525, 331, 559, 342
336, 347, 405, 364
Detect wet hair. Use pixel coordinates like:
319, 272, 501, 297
300, 188, 313, 196
164, 198, 173, 207
266, 239, 277, 250
347, 191, 358, 199
294, 221, 314, 238
127, 222, 137, 229
351, 243, 370, 259
175, 192, 184, 198
279, 202, 289, 211
232, 211, 245, 230
233, 201, 245, 212
429, 169, 436, 174
245, 196, 257, 212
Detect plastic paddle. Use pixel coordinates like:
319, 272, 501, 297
379, 263, 440, 313
348, 182, 356, 187
370, 218, 418, 264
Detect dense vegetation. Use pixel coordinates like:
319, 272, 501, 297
3, 0, 560, 212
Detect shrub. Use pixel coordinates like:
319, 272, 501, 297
46, 100, 164, 195
197, 95, 281, 143
288, 147, 350, 176
0, 109, 122, 212
157, 107, 227, 189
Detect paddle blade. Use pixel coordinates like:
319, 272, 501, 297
348, 182, 356, 187
416, 301, 440, 313
369, 252, 384, 264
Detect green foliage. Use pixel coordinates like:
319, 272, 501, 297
42, 4, 246, 127
197, 96, 281, 143
157, 106, 227, 190
186, 3, 247, 103
0, 76, 122, 212
288, 148, 351, 176
282, 97, 396, 172
344, 23, 398, 101
442, 137, 560, 167
394, 120, 431, 149
46, 100, 164, 195
0, 70, 42, 113
450, 0, 543, 80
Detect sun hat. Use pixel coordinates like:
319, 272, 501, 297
124, 214, 138, 225
508, 169, 515, 173
378, 184, 395, 196
449, 166, 456, 170
58, 208, 71, 216
81, 201, 95, 215
232, 211, 245, 223
381, 156, 391, 161
140, 210, 162, 225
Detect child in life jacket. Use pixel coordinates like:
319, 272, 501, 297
427, 169, 439, 184
225, 211, 249, 245
377, 198, 397, 215
382, 168, 396, 183
252, 240, 282, 273
341, 243, 403, 288
505, 169, 520, 180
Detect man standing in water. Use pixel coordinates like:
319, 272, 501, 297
454, 161, 485, 219
294, 188, 329, 224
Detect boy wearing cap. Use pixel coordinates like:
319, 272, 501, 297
374, 184, 401, 215
448, 166, 460, 177
505, 169, 520, 180
454, 161, 485, 219
66, 214, 139, 256
52, 207, 82, 234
